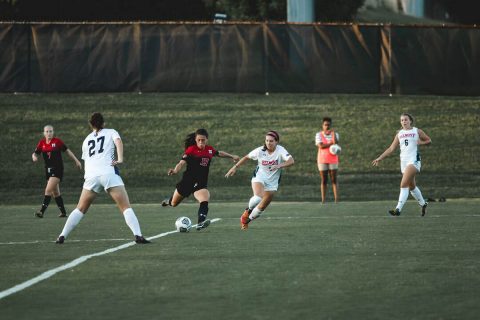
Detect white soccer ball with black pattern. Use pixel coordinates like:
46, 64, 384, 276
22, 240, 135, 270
175, 216, 192, 232
329, 144, 342, 155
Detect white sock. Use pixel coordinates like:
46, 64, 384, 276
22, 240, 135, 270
60, 208, 84, 238
248, 195, 262, 210
410, 187, 426, 206
123, 208, 142, 236
249, 207, 264, 220
396, 188, 410, 211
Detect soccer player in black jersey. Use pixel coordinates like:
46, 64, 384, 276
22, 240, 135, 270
32, 125, 82, 218
162, 129, 239, 230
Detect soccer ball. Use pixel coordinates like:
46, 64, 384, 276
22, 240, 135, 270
175, 216, 192, 232
329, 144, 342, 155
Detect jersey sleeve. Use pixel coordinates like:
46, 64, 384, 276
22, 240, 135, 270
211, 146, 219, 156
111, 129, 121, 141
34, 140, 43, 154
57, 138, 68, 152
182, 146, 194, 160
247, 147, 260, 160
280, 146, 292, 161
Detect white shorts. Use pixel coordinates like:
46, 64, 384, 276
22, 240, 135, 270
401, 160, 421, 174
83, 173, 124, 193
251, 176, 279, 192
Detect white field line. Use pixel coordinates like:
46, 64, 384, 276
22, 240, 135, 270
0, 218, 221, 300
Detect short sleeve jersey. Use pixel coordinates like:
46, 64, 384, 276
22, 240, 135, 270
34, 137, 67, 168
248, 145, 292, 181
81, 128, 120, 179
181, 145, 218, 183
398, 127, 420, 162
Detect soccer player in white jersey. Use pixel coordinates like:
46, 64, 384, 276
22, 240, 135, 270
225, 130, 294, 229
55, 112, 150, 244
372, 113, 432, 216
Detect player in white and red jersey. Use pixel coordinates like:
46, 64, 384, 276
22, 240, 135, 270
225, 130, 294, 230
55, 113, 150, 244
162, 128, 239, 230
315, 117, 340, 203
32, 125, 82, 218
372, 113, 432, 216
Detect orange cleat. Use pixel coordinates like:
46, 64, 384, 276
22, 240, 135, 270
240, 209, 250, 230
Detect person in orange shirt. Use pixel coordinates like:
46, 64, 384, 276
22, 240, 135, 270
315, 117, 340, 203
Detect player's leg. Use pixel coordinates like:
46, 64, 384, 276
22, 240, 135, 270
240, 182, 266, 229
319, 169, 328, 203
408, 175, 428, 216
56, 188, 96, 243
193, 188, 211, 230
35, 177, 60, 218
108, 185, 150, 243
329, 168, 339, 203
390, 165, 417, 216
250, 191, 274, 220
51, 181, 67, 217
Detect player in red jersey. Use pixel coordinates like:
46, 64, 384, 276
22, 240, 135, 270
32, 125, 82, 218
162, 129, 239, 230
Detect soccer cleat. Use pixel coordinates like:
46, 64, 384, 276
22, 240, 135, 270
35, 211, 44, 218
135, 235, 151, 244
240, 209, 251, 230
161, 198, 170, 207
58, 212, 67, 218
55, 236, 65, 244
196, 219, 211, 231
421, 202, 428, 217
388, 208, 401, 216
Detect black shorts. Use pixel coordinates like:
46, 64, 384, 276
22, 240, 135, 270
45, 166, 63, 181
176, 176, 207, 198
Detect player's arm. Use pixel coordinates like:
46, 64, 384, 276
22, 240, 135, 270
217, 150, 240, 162
112, 138, 123, 166
65, 149, 82, 170
225, 155, 250, 178
372, 134, 399, 166
417, 129, 432, 146
32, 142, 41, 162
168, 160, 186, 176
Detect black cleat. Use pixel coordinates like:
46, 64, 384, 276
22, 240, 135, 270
135, 235, 151, 244
388, 208, 401, 216
196, 219, 211, 231
161, 198, 170, 207
421, 202, 428, 217
35, 211, 44, 218
58, 212, 68, 218
55, 236, 65, 244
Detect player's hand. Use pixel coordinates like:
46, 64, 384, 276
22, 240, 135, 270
112, 159, 123, 166
167, 168, 176, 176
75, 160, 82, 170
372, 158, 380, 166
225, 167, 236, 178
269, 165, 280, 171
32, 154, 38, 162
231, 155, 240, 162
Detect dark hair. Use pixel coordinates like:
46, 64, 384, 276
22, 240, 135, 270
89, 112, 104, 130
322, 117, 332, 124
263, 130, 280, 151
184, 128, 209, 149
401, 113, 414, 124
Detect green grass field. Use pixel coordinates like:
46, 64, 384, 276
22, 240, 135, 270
1, 200, 480, 319
1, 93, 479, 204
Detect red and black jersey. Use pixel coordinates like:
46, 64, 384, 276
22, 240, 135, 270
181, 145, 218, 184
34, 137, 68, 168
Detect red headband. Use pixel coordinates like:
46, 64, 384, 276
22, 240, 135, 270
267, 131, 279, 141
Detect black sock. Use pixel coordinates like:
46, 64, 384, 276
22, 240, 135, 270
40, 195, 52, 213
55, 196, 66, 214
198, 201, 209, 223
168, 196, 173, 206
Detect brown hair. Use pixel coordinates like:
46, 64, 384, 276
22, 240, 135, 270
89, 112, 104, 130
